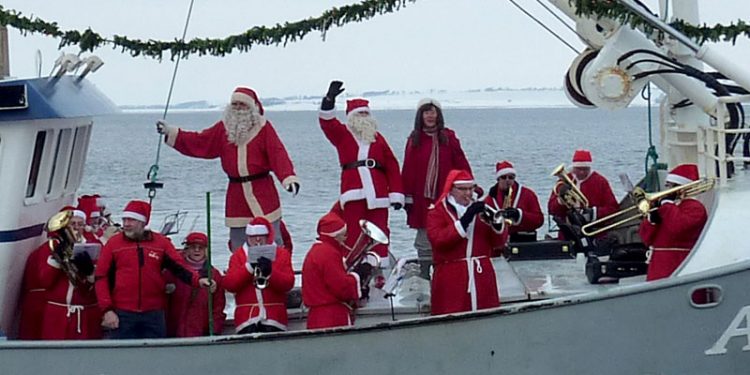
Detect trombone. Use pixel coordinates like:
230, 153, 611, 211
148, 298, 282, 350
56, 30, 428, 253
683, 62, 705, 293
581, 178, 714, 237
551, 164, 589, 209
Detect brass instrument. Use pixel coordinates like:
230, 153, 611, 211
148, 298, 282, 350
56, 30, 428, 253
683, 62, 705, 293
581, 178, 715, 236
46, 210, 83, 283
481, 185, 513, 228
254, 266, 269, 290
551, 164, 589, 209
345, 220, 389, 291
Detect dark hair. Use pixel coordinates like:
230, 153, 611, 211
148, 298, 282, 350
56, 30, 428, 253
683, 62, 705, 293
409, 103, 447, 147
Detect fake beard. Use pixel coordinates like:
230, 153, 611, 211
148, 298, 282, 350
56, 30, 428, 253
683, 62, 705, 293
347, 114, 378, 144
224, 105, 263, 145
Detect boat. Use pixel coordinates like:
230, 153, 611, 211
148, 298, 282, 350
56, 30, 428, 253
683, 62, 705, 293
2, 0, 750, 373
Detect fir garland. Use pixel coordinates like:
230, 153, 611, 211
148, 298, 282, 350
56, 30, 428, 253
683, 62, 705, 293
0, 0, 416, 60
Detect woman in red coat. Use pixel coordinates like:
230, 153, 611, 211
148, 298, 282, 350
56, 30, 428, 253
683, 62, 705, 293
402, 99, 472, 279
427, 170, 508, 315
224, 218, 294, 333
639, 164, 708, 281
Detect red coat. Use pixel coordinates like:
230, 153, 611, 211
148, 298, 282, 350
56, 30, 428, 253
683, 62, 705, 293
487, 182, 544, 236
224, 245, 295, 332
548, 171, 618, 219
39, 256, 102, 340
319, 111, 405, 209
301, 237, 361, 329
95, 231, 200, 313
165, 120, 298, 226
639, 198, 708, 281
426, 198, 507, 315
401, 129, 471, 228
165, 267, 226, 337
18, 243, 51, 340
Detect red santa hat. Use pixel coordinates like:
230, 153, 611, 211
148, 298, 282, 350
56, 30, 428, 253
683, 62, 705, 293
571, 149, 593, 167
346, 98, 370, 116
317, 212, 347, 238
495, 160, 517, 179
183, 232, 208, 246
61, 205, 86, 220
246, 217, 274, 244
122, 200, 151, 225
417, 98, 442, 110
231, 87, 265, 115
666, 163, 699, 185
438, 169, 474, 202
77, 195, 101, 219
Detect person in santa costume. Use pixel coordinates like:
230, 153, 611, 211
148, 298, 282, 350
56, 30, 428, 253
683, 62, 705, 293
427, 170, 508, 315
40, 207, 102, 340
156, 87, 300, 251
302, 212, 370, 329
401, 98, 472, 280
318, 81, 404, 261
224, 217, 294, 334
95, 200, 213, 339
165, 232, 226, 337
486, 160, 544, 244
77, 195, 105, 245
18, 241, 49, 340
547, 149, 618, 241
639, 164, 708, 281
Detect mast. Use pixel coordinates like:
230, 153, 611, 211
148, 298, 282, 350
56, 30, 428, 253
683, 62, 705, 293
0, 26, 8, 79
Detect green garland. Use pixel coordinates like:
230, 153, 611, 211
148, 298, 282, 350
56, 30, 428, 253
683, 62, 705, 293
572, 0, 750, 44
0, 0, 416, 60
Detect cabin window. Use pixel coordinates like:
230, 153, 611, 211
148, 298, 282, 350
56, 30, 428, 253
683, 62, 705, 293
690, 285, 722, 308
47, 128, 73, 196
64, 125, 90, 191
25, 131, 47, 198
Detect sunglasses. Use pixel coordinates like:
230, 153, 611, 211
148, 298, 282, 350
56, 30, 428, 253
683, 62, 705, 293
498, 175, 516, 180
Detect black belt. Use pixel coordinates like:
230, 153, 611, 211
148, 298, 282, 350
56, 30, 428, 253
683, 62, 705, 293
341, 159, 384, 171
228, 171, 270, 183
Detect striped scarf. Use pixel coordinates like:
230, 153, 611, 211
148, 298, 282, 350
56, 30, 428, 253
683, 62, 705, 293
423, 131, 440, 200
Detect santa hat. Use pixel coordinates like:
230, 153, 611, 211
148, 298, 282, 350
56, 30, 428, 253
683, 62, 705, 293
571, 149, 593, 167
183, 232, 208, 246
317, 212, 347, 238
231, 87, 265, 115
346, 98, 370, 116
246, 217, 274, 244
495, 160, 516, 179
417, 98, 442, 110
77, 195, 100, 220
61, 205, 86, 220
666, 163, 699, 185
122, 200, 151, 224
439, 169, 474, 202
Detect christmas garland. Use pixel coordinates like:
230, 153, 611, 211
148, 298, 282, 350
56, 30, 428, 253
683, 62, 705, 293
0, 0, 416, 60
572, 0, 750, 44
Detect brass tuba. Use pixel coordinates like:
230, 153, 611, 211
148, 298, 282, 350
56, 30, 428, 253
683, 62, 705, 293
46, 210, 84, 283
345, 220, 389, 280
551, 163, 589, 209
581, 178, 715, 236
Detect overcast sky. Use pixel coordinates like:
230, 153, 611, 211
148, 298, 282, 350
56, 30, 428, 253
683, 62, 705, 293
4, 0, 749, 105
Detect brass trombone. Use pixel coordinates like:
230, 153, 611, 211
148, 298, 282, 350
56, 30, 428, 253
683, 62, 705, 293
581, 178, 714, 236
551, 164, 589, 209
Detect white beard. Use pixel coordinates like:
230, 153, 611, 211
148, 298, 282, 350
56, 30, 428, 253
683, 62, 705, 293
347, 114, 378, 144
223, 105, 263, 145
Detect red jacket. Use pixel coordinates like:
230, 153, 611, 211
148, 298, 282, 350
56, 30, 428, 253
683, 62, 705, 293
165, 267, 226, 337
427, 198, 507, 315
319, 111, 405, 209
18, 243, 50, 340
302, 237, 361, 329
95, 231, 200, 313
224, 245, 294, 332
639, 198, 708, 281
402, 129, 471, 228
487, 181, 544, 236
165, 120, 298, 226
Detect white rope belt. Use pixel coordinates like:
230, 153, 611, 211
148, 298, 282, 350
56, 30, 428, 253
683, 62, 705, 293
47, 301, 95, 334
465, 256, 486, 293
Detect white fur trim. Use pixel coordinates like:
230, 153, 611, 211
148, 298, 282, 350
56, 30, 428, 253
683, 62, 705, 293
321, 225, 347, 238
388, 192, 405, 205
319, 109, 336, 120
122, 211, 147, 223
404, 195, 413, 204
495, 168, 516, 178
47, 256, 61, 269
72, 210, 86, 220
349, 272, 362, 299
235, 317, 287, 333
417, 98, 441, 109
347, 106, 370, 116
453, 179, 474, 185
571, 161, 592, 167
666, 173, 692, 186
246, 224, 269, 236
164, 126, 179, 147
515, 208, 523, 225
454, 220, 468, 238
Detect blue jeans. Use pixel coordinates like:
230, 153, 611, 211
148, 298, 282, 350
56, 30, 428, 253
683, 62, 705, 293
108, 310, 166, 339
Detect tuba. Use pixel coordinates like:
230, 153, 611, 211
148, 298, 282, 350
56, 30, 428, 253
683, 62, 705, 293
345, 220, 389, 286
551, 164, 589, 209
46, 210, 84, 284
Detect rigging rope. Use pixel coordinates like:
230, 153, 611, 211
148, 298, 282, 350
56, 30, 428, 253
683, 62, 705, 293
145, 0, 196, 204
641, 83, 662, 191
507, 0, 580, 55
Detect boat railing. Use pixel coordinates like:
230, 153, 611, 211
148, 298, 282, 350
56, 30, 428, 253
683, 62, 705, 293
696, 94, 750, 186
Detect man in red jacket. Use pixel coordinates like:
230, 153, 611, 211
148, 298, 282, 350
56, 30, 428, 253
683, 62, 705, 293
302, 212, 369, 329
427, 170, 508, 315
319, 81, 404, 262
639, 164, 708, 281
224, 217, 294, 334
486, 160, 544, 243
95, 200, 212, 339
157, 87, 300, 251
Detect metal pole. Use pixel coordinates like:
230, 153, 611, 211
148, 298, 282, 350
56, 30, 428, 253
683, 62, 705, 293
0, 26, 10, 79
206, 191, 214, 336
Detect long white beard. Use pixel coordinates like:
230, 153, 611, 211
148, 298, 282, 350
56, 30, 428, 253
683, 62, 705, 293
223, 105, 263, 145
347, 114, 378, 144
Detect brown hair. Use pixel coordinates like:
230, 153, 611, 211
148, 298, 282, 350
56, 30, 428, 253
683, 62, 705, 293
409, 103, 447, 147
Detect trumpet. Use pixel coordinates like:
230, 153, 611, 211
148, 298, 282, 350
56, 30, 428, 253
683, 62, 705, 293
581, 178, 714, 236
480, 185, 513, 228
551, 164, 589, 209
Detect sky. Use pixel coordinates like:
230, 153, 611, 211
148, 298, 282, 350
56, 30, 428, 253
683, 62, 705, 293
3, 0, 750, 106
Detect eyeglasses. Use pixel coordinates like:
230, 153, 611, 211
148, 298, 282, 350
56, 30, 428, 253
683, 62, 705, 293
498, 175, 516, 180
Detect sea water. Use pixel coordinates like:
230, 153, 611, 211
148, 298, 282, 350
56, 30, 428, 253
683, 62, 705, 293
84, 106, 656, 271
